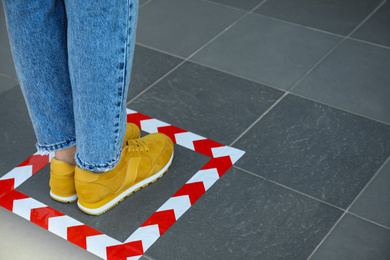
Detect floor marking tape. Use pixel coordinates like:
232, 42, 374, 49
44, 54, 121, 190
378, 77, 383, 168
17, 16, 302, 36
0, 109, 245, 259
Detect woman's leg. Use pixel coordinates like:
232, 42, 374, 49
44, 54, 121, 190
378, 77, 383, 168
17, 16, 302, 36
3, 0, 76, 154
65, 0, 138, 172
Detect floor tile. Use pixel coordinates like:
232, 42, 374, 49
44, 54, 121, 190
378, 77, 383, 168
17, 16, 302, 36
292, 39, 390, 124
191, 14, 341, 90
0, 86, 36, 177
136, 0, 245, 57
352, 1, 390, 48
206, 0, 265, 11
145, 167, 342, 259
0, 6, 17, 79
234, 94, 390, 209
0, 73, 15, 94
311, 214, 390, 260
0, 207, 99, 260
128, 45, 183, 101
128, 61, 284, 145
17, 144, 209, 242
349, 159, 390, 228
254, 0, 383, 35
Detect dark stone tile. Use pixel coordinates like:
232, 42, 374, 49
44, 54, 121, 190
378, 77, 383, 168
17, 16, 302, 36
129, 61, 284, 145
350, 160, 390, 228
0, 73, 15, 94
311, 214, 390, 260
139, 0, 148, 7
352, 1, 390, 47
0, 8, 17, 79
17, 144, 210, 242
136, 0, 245, 57
0, 86, 36, 177
128, 45, 183, 101
207, 0, 264, 11
234, 94, 390, 209
255, 0, 382, 35
191, 14, 341, 90
292, 39, 390, 124
145, 168, 342, 259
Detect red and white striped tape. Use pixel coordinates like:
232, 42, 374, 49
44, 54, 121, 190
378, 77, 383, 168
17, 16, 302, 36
0, 109, 245, 259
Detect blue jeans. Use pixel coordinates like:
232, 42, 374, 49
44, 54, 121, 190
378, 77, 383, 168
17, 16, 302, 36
3, 0, 138, 171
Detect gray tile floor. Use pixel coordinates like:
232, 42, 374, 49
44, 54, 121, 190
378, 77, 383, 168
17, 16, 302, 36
1, 0, 390, 259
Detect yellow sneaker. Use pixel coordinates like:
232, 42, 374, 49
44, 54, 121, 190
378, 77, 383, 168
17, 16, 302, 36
49, 123, 140, 203
50, 158, 78, 203
75, 133, 174, 215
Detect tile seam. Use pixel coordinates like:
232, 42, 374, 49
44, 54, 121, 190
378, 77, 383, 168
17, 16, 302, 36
129, 1, 254, 105
290, 92, 390, 127
307, 153, 390, 259
347, 212, 390, 231
0, 81, 19, 97
290, 0, 387, 93
233, 165, 345, 212
229, 92, 288, 147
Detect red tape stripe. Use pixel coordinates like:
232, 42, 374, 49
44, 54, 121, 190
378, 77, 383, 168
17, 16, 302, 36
19, 154, 50, 175
106, 240, 144, 260
30, 207, 65, 230
172, 182, 206, 205
140, 209, 177, 236
67, 225, 103, 250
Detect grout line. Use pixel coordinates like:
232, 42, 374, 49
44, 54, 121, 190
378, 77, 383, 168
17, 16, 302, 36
142, 254, 156, 260
135, 42, 187, 60
234, 165, 345, 212
347, 212, 390, 231
346, 155, 390, 216
0, 72, 13, 80
290, 92, 390, 127
0, 81, 19, 97
345, 0, 387, 38
306, 211, 346, 259
139, 0, 152, 8
187, 59, 284, 92
126, 59, 186, 105
229, 92, 288, 146
288, 38, 345, 92
251, 12, 346, 39
289, 0, 387, 93
128, 0, 267, 105
348, 36, 390, 50
199, 0, 253, 13
307, 154, 390, 259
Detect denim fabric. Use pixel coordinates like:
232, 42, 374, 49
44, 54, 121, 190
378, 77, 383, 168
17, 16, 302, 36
3, 0, 138, 171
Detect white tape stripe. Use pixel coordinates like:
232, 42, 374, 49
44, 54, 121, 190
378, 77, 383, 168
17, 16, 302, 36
48, 215, 83, 239
124, 224, 160, 250
187, 168, 220, 191
127, 256, 142, 260
86, 234, 122, 259
126, 108, 138, 114
140, 119, 170, 134
0, 165, 33, 188
174, 132, 206, 151
157, 195, 191, 220
211, 146, 245, 163
12, 198, 46, 220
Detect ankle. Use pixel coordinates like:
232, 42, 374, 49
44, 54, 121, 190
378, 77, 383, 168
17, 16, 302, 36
55, 146, 76, 166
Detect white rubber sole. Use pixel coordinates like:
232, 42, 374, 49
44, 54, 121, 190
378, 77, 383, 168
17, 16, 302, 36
50, 191, 78, 203
77, 151, 174, 215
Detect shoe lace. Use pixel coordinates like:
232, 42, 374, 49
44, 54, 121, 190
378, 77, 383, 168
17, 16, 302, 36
126, 139, 149, 154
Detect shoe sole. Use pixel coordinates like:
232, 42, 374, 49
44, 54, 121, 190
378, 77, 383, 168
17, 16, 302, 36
77, 151, 174, 215
50, 191, 78, 203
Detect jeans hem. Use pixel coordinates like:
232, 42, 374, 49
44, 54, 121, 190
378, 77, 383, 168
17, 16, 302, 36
75, 150, 122, 172
36, 139, 76, 155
